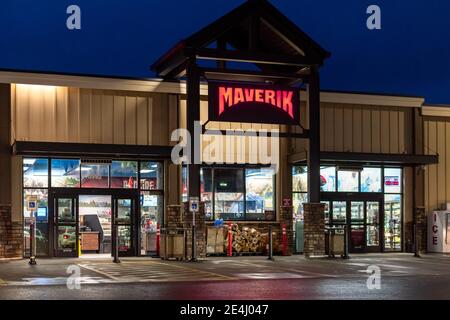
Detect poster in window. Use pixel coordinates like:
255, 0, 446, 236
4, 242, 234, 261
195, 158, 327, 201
384, 176, 399, 186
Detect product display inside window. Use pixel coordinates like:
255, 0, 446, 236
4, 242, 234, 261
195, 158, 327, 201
140, 162, 163, 190
79, 195, 112, 254
320, 166, 336, 191
111, 161, 138, 189
332, 201, 346, 223
140, 192, 163, 255
23, 158, 48, 188
384, 194, 402, 250
360, 167, 381, 192
338, 170, 359, 192
51, 159, 81, 188
203, 167, 275, 221
81, 163, 110, 188
384, 168, 402, 193
292, 166, 307, 192
293, 193, 307, 222
366, 201, 380, 247
245, 169, 275, 220
118, 226, 131, 252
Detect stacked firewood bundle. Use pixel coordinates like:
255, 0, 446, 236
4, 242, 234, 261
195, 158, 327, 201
225, 224, 268, 254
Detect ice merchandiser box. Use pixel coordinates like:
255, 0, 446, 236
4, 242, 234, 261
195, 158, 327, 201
428, 210, 450, 253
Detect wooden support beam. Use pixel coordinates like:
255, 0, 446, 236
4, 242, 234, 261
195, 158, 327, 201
186, 57, 201, 198
186, 47, 321, 67
307, 67, 321, 203
199, 67, 309, 82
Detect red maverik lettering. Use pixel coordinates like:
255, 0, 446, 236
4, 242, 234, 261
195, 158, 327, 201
218, 86, 294, 118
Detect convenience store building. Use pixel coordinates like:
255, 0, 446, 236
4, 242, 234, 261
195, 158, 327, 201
0, 0, 445, 260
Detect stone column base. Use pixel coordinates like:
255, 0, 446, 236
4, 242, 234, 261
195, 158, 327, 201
303, 203, 325, 257
0, 205, 23, 259
183, 202, 206, 259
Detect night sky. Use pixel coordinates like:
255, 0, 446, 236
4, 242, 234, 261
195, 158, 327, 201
1, 0, 449, 104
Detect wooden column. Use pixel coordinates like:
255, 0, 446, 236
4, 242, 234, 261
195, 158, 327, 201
0, 83, 11, 205
307, 68, 320, 203
0, 83, 21, 259
186, 57, 201, 199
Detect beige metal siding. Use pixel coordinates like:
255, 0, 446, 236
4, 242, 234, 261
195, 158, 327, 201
292, 103, 413, 155
179, 98, 281, 165
423, 117, 450, 213
11, 84, 177, 146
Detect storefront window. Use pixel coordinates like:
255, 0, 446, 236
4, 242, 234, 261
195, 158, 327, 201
337, 170, 359, 192
23, 158, 48, 188
51, 159, 80, 188
292, 166, 307, 192
140, 162, 163, 190
111, 161, 138, 189
81, 163, 110, 188
23, 189, 49, 256
245, 168, 275, 220
140, 192, 163, 255
293, 193, 307, 222
214, 168, 244, 220
384, 194, 402, 251
384, 168, 402, 193
201, 168, 213, 220
321, 166, 336, 192
360, 167, 381, 192
332, 201, 346, 223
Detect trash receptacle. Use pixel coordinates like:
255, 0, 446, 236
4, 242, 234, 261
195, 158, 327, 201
160, 228, 185, 260
327, 226, 345, 257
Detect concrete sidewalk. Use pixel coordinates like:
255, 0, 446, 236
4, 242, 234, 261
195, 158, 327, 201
0, 253, 448, 286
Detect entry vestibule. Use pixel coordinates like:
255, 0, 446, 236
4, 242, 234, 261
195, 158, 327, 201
293, 165, 403, 253
22, 157, 164, 258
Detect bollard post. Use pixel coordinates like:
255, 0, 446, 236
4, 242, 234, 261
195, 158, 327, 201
156, 223, 161, 257
413, 224, 421, 258
327, 227, 333, 258
113, 224, 121, 263
281, 224, 287, 256
227, 223, 233, 257
342, 224, 350, 259
29, 218, 37, 265
268, 225, 274, 261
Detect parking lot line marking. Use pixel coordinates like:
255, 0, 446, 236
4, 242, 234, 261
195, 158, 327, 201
153, 261, 236, 280
78, 264, 120, 281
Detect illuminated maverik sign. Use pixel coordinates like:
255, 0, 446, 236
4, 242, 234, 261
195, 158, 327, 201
208, 81, 300, 125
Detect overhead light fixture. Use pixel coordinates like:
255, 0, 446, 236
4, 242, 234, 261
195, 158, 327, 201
140, 169, 155, 174
23, 159, 36, 166
337, 165, 364, 172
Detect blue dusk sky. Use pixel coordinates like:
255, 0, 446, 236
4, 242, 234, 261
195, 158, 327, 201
0, 0, 449, 104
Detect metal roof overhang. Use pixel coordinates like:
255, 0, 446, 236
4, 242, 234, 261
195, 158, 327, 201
290, 151, 438, 166
321, 152, 438, 166
13, 141, 173, 159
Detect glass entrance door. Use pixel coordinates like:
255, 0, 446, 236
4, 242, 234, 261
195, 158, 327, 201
54, 196, 78, 257
112, 196, 137, 256
323, 195, 383, 253
366, 202, 381, 251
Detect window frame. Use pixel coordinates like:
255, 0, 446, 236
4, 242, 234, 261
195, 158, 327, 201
200, 165, 276, 222
22, 156, 165, 257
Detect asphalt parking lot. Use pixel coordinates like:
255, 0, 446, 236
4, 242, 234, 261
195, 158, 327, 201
0, 253, 448, 299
